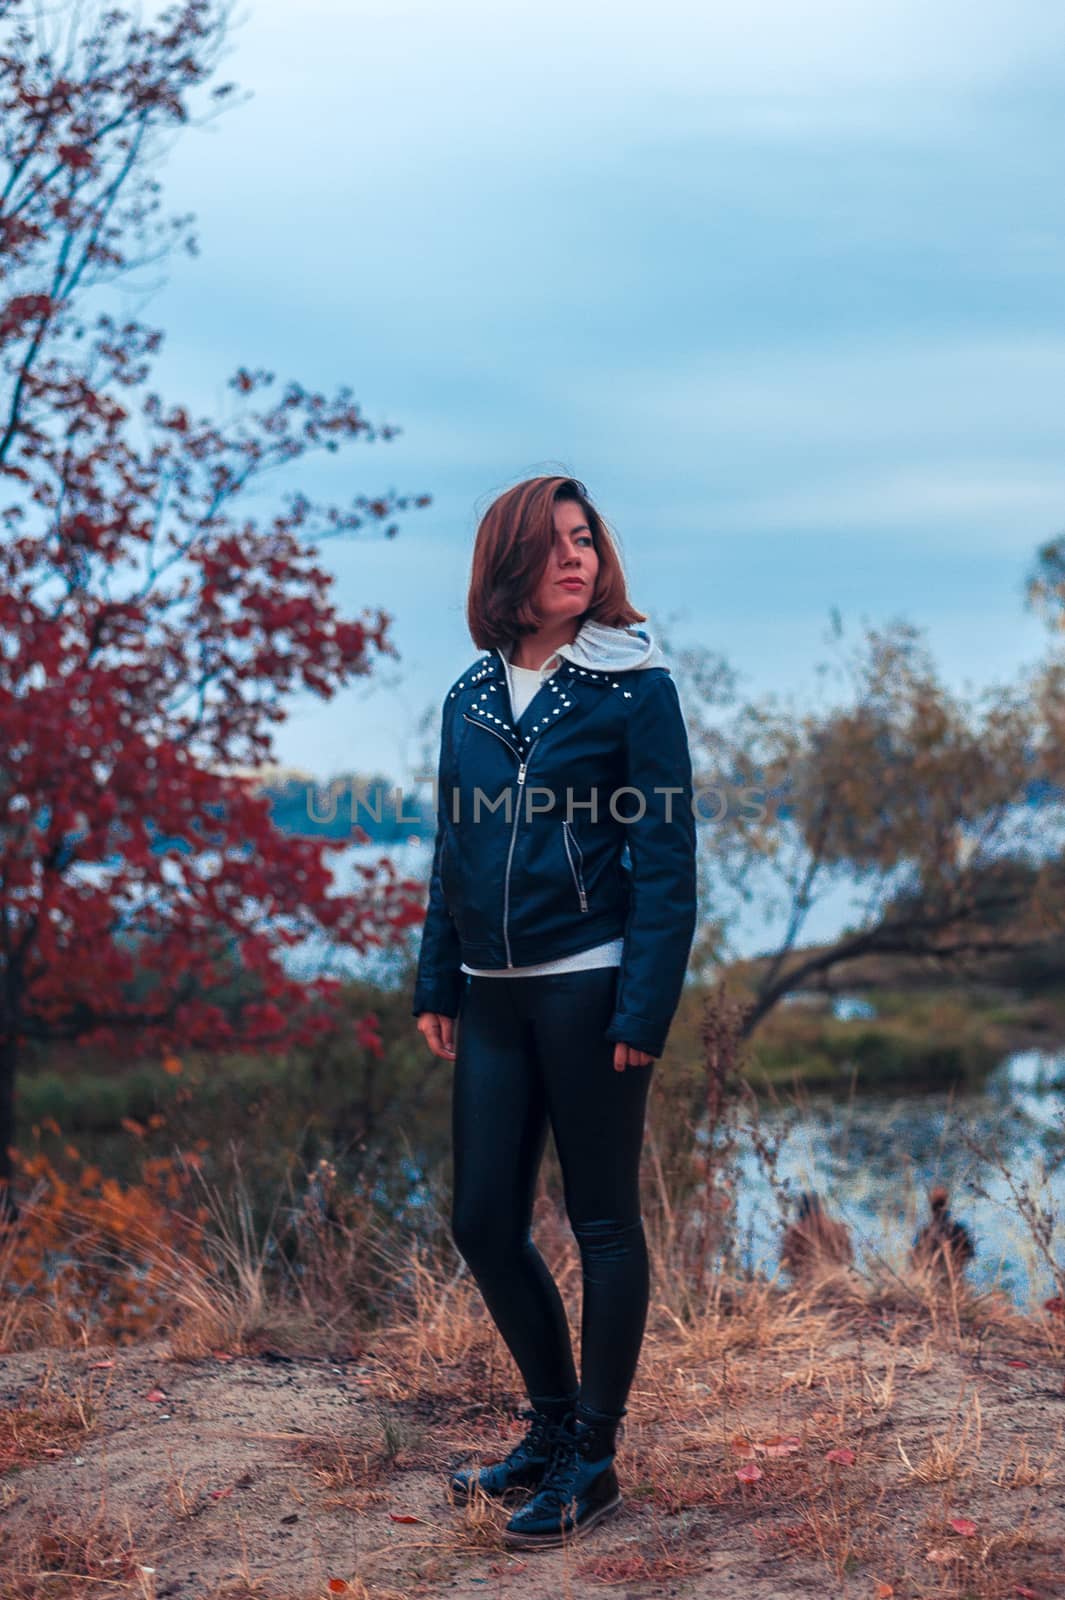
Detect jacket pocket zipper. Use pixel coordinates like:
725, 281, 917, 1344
562, 819, 589, 913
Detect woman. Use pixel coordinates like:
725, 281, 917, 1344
412, 475, 698, 1549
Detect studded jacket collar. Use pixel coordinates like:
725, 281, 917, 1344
453, 646, 645, 763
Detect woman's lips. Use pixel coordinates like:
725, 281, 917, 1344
558, 579, 585, 589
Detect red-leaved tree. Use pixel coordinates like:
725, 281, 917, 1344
0, 0, 430, 1218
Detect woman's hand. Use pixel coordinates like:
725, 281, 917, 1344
613, 1041, 655, 1072
416, 1011, 457, 1061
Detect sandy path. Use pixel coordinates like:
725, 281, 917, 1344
2, 1323, 1064, 1599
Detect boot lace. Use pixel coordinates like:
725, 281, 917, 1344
502, 1405, 557, 1464
524, 1418, 585, 1510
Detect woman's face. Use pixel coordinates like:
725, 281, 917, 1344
529, 499, 600, 629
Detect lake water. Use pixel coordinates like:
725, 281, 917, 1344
12, 1045, 1063, 1319
725, 1047, 1065, 1308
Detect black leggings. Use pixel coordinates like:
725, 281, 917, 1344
450, 965, 653, 1419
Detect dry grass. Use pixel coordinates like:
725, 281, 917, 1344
896, 1386, 983, 1482
997, 1439, 1060, 1490
2, 1205, 1063, 1599
2, 1021, 1064, 1598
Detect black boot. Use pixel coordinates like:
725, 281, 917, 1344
502, 1400, 625, 1547
448, 1393, 578, 1503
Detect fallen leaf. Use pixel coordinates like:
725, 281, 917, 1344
925, 1548, 960, 1565
43, 1447, 64, 1456
875, 1585, 894, 1598
826, 1447, 857, 1466
1014, 1589, 1040, 1599
145, 1389, 167, 1402
89, 1360, 115, 1370
1006, 1359, 1030, 1369
729, 1436, 757, 1458
388, 1513, 420, 1523
212, 1351, 234, 1362
950, 1517, 978, 1537
758, 1435, 802, 1457
210, 1486, 234, 1501
1044, 1296, 1065, 1317
327, 1583, 348, 1595
735, 1463, 763, 1484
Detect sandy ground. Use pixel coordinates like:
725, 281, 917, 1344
2, 1316, 1065, 1600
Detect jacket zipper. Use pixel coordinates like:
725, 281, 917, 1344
461, 711, 539, 966
461, 712, 523, 764
501, 754, 529, 964
562, 820, 589, 912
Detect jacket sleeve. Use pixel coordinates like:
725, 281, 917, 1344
604, 671, 698, 1058
411, 696, 464, 1019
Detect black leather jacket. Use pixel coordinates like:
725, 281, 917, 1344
411, 645, 698, 1057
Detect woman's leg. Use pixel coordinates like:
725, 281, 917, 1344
451, 975, 579, 1403
521, 967, 653, 1418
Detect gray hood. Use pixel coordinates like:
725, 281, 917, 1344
498, 618, 668, 684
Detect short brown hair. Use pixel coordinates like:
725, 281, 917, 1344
466, 475, 646, 650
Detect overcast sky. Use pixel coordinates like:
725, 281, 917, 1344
139, 0, 1065, 794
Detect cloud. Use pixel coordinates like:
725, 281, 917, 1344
602, 336, 1065, 458
713, 467, 1065, 544
220, 0, 1065, 169
144, 0, 1065, 787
